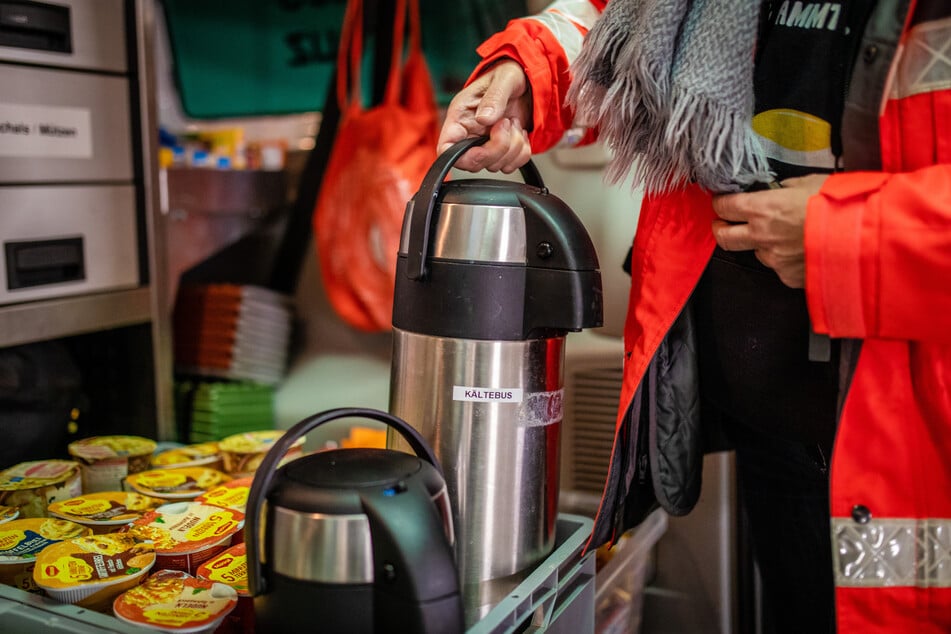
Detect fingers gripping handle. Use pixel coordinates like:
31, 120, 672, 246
405, 136, 546, 280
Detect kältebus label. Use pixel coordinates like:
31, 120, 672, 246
452, 387, 523, 403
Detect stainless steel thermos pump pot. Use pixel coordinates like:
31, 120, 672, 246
246, 407, 463, 633
389, 137, 604, 623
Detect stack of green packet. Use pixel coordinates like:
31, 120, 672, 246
177, 381, 275, 443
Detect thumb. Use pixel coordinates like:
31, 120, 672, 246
437, 120, 471, 155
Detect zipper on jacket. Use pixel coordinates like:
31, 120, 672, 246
809, 442, 829, 475
637, 453, 649, 486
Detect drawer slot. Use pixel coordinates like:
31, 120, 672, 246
0, 1, 72, 54
5, 236, 85, 289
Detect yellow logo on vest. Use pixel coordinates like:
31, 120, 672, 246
752, 108, 835, 170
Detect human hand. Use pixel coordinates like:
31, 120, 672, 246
711, 174, 829, 288
436, 60, 532, 173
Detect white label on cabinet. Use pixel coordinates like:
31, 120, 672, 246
0, 103, 93, 158
452, 386, 524, 403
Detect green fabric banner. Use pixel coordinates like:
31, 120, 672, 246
160, 0, 525, 119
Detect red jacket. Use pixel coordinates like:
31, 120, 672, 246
471, 1, 951, 632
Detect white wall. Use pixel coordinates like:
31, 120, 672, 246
531, 144, 641, 338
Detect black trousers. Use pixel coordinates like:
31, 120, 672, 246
693, 248, 838, 634
727, 416, 836, 634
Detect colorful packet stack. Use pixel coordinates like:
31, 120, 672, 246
178, 381, 276, 444
173, 283, 293, 385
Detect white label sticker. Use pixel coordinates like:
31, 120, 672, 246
452, 386, 524, 403
0, 103, 93, 158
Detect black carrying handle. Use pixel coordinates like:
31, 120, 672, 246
406, 136, 546, 281
245, 407, 442, 596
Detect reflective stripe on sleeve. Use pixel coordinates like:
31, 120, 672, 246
889, 17, 951, 100
526, 0, 600, 64
526, 1, 602, 148
833, 517, 951, 587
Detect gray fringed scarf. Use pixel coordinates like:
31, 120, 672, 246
567, 0, 773, 194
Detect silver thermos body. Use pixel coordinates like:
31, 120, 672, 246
388, 138, 603, 624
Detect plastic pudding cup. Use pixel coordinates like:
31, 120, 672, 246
125, 501, 245, 575
0, 460, 83, 518
218, 431, 304, 478
152, 442, 223, 471
0, 506, 18, 524
32, 532, 156, 612
0, 517, 92, 593
125, 467, 232, 501
68, 436, 157, 493
113, 569, 238, 633
47, 491, 164, 534
194, 476, 252, 512
196, 543, 253, 634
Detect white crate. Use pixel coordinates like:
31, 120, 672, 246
595, 509, 668, 634
559, 492, 669, 634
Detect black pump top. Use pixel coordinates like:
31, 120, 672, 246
392, 137, 603, 341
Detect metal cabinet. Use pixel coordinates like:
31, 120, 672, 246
0, 0, 172, 453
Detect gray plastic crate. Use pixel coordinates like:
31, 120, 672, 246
0, 583, 152, 633
469, 513, 597, 634
0, 513, 597, 634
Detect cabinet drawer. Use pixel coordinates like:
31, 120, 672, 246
0, 0, 127, 72
0, 64, 133, 183
0, 185, 139, 305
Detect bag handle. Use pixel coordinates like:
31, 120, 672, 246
406, 0, 423, 55
337, 0, 416, 110
382, 0, 411, 105
383, 0, 423, 106
335, 0, 363, 110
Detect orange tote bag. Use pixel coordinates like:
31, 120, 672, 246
313, 0, 439, 331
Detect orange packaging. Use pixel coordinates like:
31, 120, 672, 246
151, 442, 223, 471
194, 477, 252, 545
218, 431, 304, 478
47, 491, 164, 534
194, 477, 252, 513
0, 517, 92, 593
196, 542, 254, 634
0, 506, 18, 524
125, 501, 244, 575
68, 436, 157, 493
113, 569, 238, 633
125, 467, 231, 500
0, 460, 82, 518
32, 532, 156, 612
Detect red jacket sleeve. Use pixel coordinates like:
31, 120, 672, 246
467, 1, 604, 153
805, 165, 951, 342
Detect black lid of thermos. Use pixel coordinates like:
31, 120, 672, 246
393, 137, 603, 341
